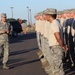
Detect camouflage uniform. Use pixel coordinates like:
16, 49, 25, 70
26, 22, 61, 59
44, 8, 64, 75
0, 13, 12, 69
0, 21, 10, 64
35, 19, 41, 49
72, 19, 75, 48
35, 14, 43, 58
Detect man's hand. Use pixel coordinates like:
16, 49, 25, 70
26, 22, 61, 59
65, 45, 68, 51
1, 30, 9, 34
5, 30, 9, 34
62, 45, 68, 51
1, 30, 6, 34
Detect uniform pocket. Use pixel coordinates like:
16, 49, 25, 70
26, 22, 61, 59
51, 46, 63, 57
0, 40, 5, 46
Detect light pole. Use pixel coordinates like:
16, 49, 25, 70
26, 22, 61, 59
29, 9, 32, 25
27, 6, 29, 25
10, 7, 13, 18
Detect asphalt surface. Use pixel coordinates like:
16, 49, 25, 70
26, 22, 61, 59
0, 32, 75, 75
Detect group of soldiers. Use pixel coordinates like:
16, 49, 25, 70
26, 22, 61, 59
35, 8, 75, 75
57, 9, 75, 70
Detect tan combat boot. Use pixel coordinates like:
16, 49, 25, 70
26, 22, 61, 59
37, 50, 43, 58
41, 58, 47, 67
3, 63, 9, 69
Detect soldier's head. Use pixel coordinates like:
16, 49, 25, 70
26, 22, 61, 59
66, 10, 71, 18
57, 11, 63, 19
35, 15, 39, 20
42, 11, 47, 20
73, 12, 75, 19
62, 13, 67, 19
63, 11, 68, 19
43, 14, 50, 21
38, 12, 43, 20
34, 13, 39, 20
44, 8, 57, 23
18, 18, 22, 24
70, 10, 75, 18
43, 9, 50, 21
0, 13, 7, 22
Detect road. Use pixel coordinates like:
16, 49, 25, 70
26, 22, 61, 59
0, 32, 75, 75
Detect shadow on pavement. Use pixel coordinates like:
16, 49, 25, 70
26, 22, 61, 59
9, 58, 40, 69
9, 48, 38, 56
8, 58, 25, 64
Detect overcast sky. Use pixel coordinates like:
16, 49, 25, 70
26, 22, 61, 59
0, 0, 75, 23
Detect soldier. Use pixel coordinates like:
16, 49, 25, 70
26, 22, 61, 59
35, 13, 43, 59
72, 10, 75, 48
69, 10, 75, 69
44, 8, 68, 75
57, 10, 67, 66
35, 14, 40, 49
42, 9, 52, 74
62, 10, 69, 49
37, 12, 48, 67
0, 13, 11, 69
35, 11, 51, 74
57, 11, 65, 45
64, 10, 75, 70
35, 12, 50, 72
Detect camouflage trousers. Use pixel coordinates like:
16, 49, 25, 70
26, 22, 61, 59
40, 36, 49, 58
44, 38, 50, 60
0, 40, 9, 64
40, 36, 50, 67
48, 45, 65, 75
40, 36, 45, 56
36, 32, 41, 50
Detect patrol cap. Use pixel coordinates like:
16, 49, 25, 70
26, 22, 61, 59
57, 11, 63, 15
34, 13, 39, 17
38, 11, 44, 16
1, 13, 7, 18
70, 9, 75, 13
63, 10, 68, 14
63, 9, 70, 14
44, 8, 57, 15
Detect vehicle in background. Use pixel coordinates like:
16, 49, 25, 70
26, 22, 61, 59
9, 21, 22, 37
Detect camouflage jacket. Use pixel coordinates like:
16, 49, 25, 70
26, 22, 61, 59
0, 21, 12, 41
